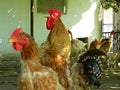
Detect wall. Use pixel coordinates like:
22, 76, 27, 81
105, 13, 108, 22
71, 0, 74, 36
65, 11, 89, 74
0, 0, 101, 54
0, 0, 30, 54
114, 7, 120, 31
34, 0, 101, 47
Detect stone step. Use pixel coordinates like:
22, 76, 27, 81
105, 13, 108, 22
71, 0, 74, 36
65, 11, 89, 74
0, 54, 21, 71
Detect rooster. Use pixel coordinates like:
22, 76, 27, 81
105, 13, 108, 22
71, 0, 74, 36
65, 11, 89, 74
8, 27, 64, 90
99, 30, 115, 52
89, 30, 115, 53
39, 8, 71, 89
76, 49, 107, 88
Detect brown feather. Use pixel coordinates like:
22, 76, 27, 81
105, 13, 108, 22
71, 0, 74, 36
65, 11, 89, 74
47, 18, 71, 60
40, 18, 71, 89
11, 33, 64, 90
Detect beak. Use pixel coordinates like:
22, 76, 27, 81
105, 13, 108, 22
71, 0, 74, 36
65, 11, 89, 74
8, 38, 16, 43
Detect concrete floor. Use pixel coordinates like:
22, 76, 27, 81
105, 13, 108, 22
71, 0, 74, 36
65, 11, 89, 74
0, 54, 120, 90
0, 54, 20, 90
92, 67, 120, 90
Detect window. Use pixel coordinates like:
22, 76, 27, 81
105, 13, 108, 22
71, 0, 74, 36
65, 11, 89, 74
102, 8, 114, 32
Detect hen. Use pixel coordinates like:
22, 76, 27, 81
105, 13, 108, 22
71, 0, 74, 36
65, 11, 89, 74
67, 30, 87, 66
75, 49, 107, 88
89, 38, 99, 50
8, 28, 64, 90
70, 38, 87, 66
39, 8, 71, 89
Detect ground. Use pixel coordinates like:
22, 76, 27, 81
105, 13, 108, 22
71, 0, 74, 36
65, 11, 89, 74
0, 54, 120, 90
92, 67, 120, 90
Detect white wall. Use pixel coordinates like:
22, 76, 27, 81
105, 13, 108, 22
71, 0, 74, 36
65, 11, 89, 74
33, 0, 101, 46
0, 0, 101, 54
0, 0, 30, 54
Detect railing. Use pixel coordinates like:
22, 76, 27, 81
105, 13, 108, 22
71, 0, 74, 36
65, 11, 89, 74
102, 31, 120, 52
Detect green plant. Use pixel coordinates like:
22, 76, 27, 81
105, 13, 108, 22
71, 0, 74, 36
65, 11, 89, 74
101, 0, 120, 12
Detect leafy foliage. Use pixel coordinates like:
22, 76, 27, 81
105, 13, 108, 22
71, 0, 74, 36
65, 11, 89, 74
101, 0, 120, 12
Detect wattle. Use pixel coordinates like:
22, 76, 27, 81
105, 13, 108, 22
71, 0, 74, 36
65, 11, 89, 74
46, 17, 58, 30
13, 43, 23, 51
46, 17, 54, 30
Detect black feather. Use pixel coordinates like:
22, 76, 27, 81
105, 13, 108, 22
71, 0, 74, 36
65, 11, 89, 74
77, 49, 106, 87
78, 49, 107, 63
88, 74, 100, 88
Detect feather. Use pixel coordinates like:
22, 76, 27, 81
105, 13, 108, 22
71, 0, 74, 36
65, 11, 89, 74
78, 49, 107, 62
9, 28, 64, 90
77, 49, 107, 88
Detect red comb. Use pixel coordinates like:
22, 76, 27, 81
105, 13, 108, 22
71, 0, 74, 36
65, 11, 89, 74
11, 27, 22, 38
48, 8, 62, 17
110, 30, 115, 35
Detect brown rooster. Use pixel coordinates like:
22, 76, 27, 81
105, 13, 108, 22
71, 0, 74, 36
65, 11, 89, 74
39, 8, 71, 89
89, 30, 115, 53
8, 27, 64, 90
99, 30, 115, 52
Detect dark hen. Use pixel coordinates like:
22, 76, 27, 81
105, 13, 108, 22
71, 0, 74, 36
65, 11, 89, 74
77, 49, 107, 88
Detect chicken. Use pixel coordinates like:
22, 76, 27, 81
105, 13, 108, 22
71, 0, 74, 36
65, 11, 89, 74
70, 39, 87, 66
8, 27, 64, 90
99, 30, 115, 52
66, 30, 87, 66
75, 49, 107, 88
46, 8, 71, 60
89, 38, 99, 50
39, 8, 71, 89
89, 30, 115, 53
